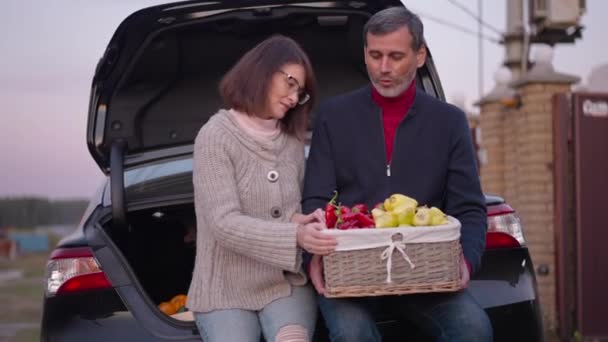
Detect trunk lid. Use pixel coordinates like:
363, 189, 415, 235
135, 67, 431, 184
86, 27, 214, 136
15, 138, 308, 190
86, 0, 443, 172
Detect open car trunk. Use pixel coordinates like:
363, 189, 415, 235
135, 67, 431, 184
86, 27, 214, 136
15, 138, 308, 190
105, 204, 196, 316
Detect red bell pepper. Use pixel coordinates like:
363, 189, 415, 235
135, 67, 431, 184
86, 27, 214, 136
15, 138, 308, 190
339, 211, 357, 224
325, 191, 339, 228
337, 217, 359, 230
335, 206, 354, 227
352, 204, 369, 215
329, 200, 375, 230
340, 206, 351, 215
355, 212, 375, 228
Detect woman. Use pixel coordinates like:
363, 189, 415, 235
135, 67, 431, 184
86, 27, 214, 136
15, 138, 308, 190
186, 35, 337, 342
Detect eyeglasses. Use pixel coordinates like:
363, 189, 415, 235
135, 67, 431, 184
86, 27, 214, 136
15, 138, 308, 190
277, 70, 310, 105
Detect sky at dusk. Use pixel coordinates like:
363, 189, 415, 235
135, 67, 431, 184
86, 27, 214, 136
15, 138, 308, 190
1, 0, 607, 199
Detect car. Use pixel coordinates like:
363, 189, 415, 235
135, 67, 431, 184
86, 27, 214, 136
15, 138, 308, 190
40, 1, 544, 341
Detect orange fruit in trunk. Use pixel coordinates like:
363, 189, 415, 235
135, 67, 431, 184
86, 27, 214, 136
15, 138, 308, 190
158, 301, 177, 315
170, 294, 187, 310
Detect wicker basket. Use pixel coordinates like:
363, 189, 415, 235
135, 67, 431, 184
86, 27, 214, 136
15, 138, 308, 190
321, 217, 463, 298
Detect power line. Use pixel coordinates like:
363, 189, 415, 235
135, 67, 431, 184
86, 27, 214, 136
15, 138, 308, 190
445, 0, 503, 36
414, 10, 503, 44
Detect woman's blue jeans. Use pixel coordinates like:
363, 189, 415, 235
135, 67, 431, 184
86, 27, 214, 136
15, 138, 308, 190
194, 285, 317, 342
317, 289, 492, 342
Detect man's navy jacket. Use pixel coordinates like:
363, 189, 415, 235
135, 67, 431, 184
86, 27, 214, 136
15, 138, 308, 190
302, 85, 487, 273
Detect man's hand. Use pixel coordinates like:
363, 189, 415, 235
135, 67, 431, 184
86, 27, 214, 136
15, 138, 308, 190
291, 208, 326, 225
296, 222, 337, 255
459, 252, 470, 288
309, 254, 326, 295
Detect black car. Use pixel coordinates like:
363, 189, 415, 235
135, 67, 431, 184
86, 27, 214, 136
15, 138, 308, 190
40, 1, 543, 341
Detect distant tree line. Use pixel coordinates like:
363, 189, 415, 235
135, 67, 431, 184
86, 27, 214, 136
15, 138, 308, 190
0, 197, 88, 228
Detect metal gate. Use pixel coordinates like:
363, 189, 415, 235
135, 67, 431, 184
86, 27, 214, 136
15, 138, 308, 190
554, 92, 608, 341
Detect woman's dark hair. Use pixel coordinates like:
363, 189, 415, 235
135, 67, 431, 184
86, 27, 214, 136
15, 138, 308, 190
219, 35, 317, 138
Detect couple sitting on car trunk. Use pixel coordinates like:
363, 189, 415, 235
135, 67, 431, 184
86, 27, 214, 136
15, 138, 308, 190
186, 6, 491, 342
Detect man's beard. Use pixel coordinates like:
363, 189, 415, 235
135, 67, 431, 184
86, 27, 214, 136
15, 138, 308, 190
370, 74, 413, 98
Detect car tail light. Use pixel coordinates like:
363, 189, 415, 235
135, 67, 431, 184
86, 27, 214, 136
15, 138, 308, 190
486, 203, 525, 249
45, 247, 111, 297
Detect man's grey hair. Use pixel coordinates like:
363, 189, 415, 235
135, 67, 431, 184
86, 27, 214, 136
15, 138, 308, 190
363, 6, 425, 51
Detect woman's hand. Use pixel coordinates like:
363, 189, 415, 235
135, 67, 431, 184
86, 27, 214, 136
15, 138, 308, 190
291, 209, 326, 225
296, 222, 337, 255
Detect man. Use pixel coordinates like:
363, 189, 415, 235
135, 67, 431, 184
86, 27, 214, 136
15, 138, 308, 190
302, 6, 492, 342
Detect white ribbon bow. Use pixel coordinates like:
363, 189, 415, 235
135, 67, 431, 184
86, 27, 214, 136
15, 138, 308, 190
380, 240, 416, 283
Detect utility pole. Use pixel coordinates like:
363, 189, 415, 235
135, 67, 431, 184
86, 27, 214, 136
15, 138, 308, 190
503, 0, 525, 80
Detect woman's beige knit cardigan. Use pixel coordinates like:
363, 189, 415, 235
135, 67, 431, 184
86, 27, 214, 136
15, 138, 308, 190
186, 109, 307, 313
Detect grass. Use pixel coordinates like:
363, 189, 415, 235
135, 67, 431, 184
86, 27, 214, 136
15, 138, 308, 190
0, 277, 45, 323
13, 327, 41, 342
0, 252, 48, 341
0, 252, 48, 276
0, 233, 64, 341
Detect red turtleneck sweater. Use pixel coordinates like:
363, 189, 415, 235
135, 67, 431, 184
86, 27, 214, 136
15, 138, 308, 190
371, 80, 416, 163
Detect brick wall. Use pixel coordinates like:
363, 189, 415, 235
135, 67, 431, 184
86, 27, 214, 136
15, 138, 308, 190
478, 103, 505, 196
516, 83, 571, 330
479, 82, 573, 332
